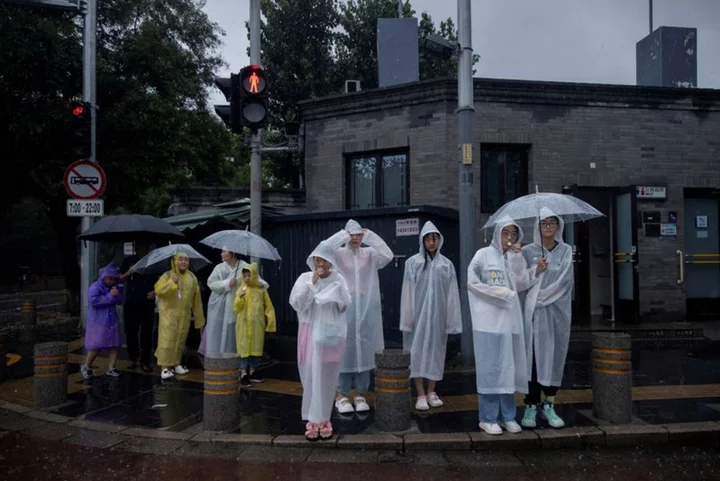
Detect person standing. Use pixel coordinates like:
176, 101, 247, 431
326, 219, 393, 415
120, 242, 156, 373
154, 251, 206, 380
400, 221, 462, 410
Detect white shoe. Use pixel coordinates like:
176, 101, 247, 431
499, 420, 523, 433
478, 422, 503, 435
173, 365, 189, 375
415, 396, 430, 411
427, 392, 444, 408
354, 396, 370, 412
335, 397, 355, 414
161, 369, 174, 380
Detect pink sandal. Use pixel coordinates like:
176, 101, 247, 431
305, 422, 319, 442
318, 421, 333, 440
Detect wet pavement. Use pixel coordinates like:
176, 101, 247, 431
1, 429, 719, 481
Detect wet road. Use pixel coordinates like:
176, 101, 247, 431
1, 430, 719, 481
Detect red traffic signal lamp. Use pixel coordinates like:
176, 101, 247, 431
67, 101, 91, 159
238, 64, 269, 130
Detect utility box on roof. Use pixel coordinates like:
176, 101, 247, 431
262, 205, 459, 351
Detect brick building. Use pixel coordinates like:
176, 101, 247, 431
298, 77, 720, 324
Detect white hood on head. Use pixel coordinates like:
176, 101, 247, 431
419, 221, 443, 255
306, 240, 337, 271
533, 207, 565, 245
492, 216, 524, 253
344, 219, 363, 235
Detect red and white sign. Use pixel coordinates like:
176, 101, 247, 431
396, 218, 419, 237
64, 160, 106, 200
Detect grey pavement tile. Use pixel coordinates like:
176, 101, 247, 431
0, 401, 32, 414
24, 411, 73, 424
237, 445, 312, 463
306, 448, 380, 464
515, 448, 601, 468
0, 412, 46, 432
111, 437, 185, 455
68, 419, 128, 433
172, 440, 247, 459
63, 429, 129, 449
22, 423, 81, 441
443, 450, 524, 468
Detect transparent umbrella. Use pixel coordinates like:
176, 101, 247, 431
130, 244, 211, 275
200, 229, 281, 261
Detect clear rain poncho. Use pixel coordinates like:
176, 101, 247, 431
400, 221, 462, 380
326, 220, 393, 373
468, 218, 529, 394
517, 207, 574, 387
289, 240, 352, 423
204, 260, 268, 356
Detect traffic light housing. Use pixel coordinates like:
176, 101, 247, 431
67, 100, 91, 159
213, 74, 242, 134
238, 64, 269, 130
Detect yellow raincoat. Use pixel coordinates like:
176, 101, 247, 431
233, 263, 276, 358
154, 253, 206, 367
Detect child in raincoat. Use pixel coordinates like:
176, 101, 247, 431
467, 218, 529, 435
233, 262, 276, 387
400, 221, 462, 410
154, 252, 206, 380
516, 207, 572, 429
289, 240, 351, 441
82, 262, 124, 380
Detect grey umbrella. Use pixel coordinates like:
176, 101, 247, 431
78, 214, 185, 243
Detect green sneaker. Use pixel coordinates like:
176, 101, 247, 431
521, 404, 537, 428
541, 402, 566, 428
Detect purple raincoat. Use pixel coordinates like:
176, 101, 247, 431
85, 262, 124, 351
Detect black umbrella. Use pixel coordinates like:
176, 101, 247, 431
78, 214, 186, 243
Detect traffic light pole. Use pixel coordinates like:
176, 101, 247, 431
457, 0, 476, 366
249, 0, 262, 242
79, 0, 97, 326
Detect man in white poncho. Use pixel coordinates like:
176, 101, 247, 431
400, 221, 462, 411
326, 219, 393, 414
289, 240, 351, 441
202, 249, 268, 359
468, 217, 529, 435
516, 207, 573, 429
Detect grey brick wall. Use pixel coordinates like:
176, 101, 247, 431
300, 78, 720, 321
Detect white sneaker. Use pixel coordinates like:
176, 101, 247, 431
415, 396, 430, 411
354, 396, 370, 412
335, 397, 355, 414
161, 368, 174, 380
478, 422, 503, 435
173, 365, 189, 375
499, 420, 523, 433
427, 392, 444, 408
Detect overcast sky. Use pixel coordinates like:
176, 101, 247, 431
203, 0, 720, 106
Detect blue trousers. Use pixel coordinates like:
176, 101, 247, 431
239, 356, 261, 369
337, 370, 371, 397
478, 393, 517, 423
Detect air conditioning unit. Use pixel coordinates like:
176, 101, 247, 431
345, 80, 361, 93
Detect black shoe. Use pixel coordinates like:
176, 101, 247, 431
249, 371, 265, 384
240, 374, 252, 387
141, 363, 153, 373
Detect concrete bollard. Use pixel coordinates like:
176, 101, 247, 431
203, 353, 241, 432
591, 332, 633, 424
21, 298, 37, 326
374, 348, 412, 432
33, 342, 68, 409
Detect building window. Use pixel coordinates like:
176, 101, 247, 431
481, 144, 530, 213
346, 150, 409, 210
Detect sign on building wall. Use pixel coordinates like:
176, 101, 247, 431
636, 186, 667, 200
396, 218, 420, 237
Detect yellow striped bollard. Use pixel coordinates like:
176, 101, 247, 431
203, 353, 241, 432
33, 342, 68, 408
21, 298, 37, 326
591, 332, 633, 424
374, 349, 411, 432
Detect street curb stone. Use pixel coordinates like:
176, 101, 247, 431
213, 433, 274, 445
0, 400, 32, 414
600, 424, 669, 446
122, 427, 193, 441
470, 430, 540, 450
336, 434, 403, 450
404, 433, 471, 451
536, 427, 606, 449
68, 419, 128, 433
24, 410, 73, 424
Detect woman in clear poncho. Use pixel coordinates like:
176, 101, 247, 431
289, 240, 351, 442
400, 221, 462, 411
515, 207, 573, 429
468, 217, 529, 435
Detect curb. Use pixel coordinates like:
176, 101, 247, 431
1, 400, 719, 453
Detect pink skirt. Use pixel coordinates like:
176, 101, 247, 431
297, 322, 345, 364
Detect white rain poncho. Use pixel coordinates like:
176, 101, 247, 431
518, 207, 574, 387
326, 220, 393, 373
289, 240, 352, 423
400, 221, 462, 380
205, 260, 268, 356
468, 217, 529, 394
